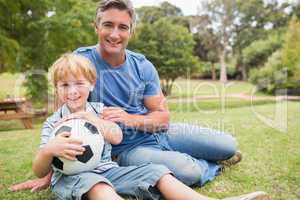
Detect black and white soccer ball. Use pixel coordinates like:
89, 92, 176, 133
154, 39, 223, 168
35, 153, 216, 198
50, 118, 104, 175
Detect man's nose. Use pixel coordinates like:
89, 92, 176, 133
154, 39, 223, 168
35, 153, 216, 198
110, 27, 120, 38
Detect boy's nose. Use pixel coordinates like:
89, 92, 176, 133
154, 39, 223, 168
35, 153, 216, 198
67, 85, 78, 94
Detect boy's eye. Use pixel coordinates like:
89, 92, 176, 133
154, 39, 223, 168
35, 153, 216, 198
75, 82, 85, 86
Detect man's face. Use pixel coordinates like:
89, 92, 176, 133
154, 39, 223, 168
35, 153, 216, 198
96, 8, 132, 57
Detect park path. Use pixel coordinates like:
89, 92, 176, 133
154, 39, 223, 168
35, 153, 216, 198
167, 93, 300, 103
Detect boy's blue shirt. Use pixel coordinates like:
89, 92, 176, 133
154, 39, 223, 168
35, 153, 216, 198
40, 102, 118, 185
75, 46, 165, 156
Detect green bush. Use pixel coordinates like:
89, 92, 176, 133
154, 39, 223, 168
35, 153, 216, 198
249, 50, 287, 93
281, 15, 300, 90
249, 16, 300, 94
242, 33, 283, 69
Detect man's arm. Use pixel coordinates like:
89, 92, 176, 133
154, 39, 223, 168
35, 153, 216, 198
102, 92, 170, 133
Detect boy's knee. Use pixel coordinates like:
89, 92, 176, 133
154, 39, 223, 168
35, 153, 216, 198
87, 183, 120, 200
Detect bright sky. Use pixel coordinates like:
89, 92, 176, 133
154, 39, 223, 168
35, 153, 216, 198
131, 0, 201, 16
131, 0, 297, 16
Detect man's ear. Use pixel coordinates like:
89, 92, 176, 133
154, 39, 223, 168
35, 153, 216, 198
94, 22, 98, 33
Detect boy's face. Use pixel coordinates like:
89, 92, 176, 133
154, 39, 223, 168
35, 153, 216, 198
96, 8, 131, 57
56, 74, 93, 113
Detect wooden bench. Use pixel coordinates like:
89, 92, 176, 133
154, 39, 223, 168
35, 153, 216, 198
0, 98, 35, 129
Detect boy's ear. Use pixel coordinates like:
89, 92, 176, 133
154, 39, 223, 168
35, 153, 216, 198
90, 86, 94, 92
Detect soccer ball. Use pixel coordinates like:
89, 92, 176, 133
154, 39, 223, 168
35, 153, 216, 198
50, 118, 104, 175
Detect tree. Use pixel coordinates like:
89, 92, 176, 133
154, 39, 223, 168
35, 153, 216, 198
242, 32, 283, 70
0, 0, 97, 103
199, 0, 239, 83
129, 19, 199, 95
249, 15, 300, 94
192, 15, 219, 80
233, 0, 291, 80
281, 15, 300, 89
136, 1, 190, 29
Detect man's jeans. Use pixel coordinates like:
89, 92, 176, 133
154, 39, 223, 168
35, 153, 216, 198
117, 123, 237, 186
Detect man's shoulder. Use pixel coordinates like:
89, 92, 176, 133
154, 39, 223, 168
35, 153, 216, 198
74, 45, 97, 54
126, 50, 146, 62
126, 50, 155, 68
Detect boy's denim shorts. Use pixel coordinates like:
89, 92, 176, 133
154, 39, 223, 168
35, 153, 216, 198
51, 163, 171, 200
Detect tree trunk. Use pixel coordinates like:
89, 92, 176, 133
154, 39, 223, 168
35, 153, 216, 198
241, 65, 247, 81
219, 50, 227, 83
211, 62, 216, 80
161, 79, 174, 96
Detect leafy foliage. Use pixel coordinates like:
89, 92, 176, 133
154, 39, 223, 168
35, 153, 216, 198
242, 33, 283, 69
129, 19, 198, 95
0, 0, 97, 102
249, 15, 300, 94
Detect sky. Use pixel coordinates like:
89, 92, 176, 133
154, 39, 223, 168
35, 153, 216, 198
131, 0, 201, 16
131, 0, 298, 16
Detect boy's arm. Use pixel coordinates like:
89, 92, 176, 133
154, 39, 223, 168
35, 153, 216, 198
32, 146, 55, 178
9, 171, 52, 192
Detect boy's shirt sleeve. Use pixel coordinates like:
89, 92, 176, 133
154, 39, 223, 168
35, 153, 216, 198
39, 112, 60, 148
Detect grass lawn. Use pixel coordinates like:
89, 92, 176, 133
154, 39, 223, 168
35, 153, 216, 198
169, 78, 270, 98
0, 101, 299, 199
0, 74, 298, 199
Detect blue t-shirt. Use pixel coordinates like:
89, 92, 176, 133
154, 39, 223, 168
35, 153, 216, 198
75, 45, 163, 156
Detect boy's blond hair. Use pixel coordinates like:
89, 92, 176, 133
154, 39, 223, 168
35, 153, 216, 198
51, 53, 97, 86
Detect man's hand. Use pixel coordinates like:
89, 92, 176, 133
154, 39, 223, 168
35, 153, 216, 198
102, 107, 134, 126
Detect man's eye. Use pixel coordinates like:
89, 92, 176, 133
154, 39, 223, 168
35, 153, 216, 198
103, 23, 113, 28
120, 25, 129, 31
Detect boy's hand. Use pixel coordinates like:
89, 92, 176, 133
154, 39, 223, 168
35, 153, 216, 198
45, 132, 85, 161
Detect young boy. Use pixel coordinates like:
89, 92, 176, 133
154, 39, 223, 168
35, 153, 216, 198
30, 53, 269, 200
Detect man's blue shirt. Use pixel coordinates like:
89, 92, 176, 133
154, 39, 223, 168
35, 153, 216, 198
75, 45, 163, 156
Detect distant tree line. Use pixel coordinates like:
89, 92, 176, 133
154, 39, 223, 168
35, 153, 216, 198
0, 0, 299, 101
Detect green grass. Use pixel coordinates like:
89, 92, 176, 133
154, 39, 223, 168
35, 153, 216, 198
168, 98, 276, 112
0, 102, 299, 199
169, 79, 270, 98
170, 101, 300, 200
0, 74, 298, 199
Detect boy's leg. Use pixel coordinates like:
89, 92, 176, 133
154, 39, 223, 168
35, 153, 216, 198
165, 123, 238, 161
102, 164, 171, 200
87, 183, 123, 200
117, 146, 220, 186
157, 174, 216, 200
